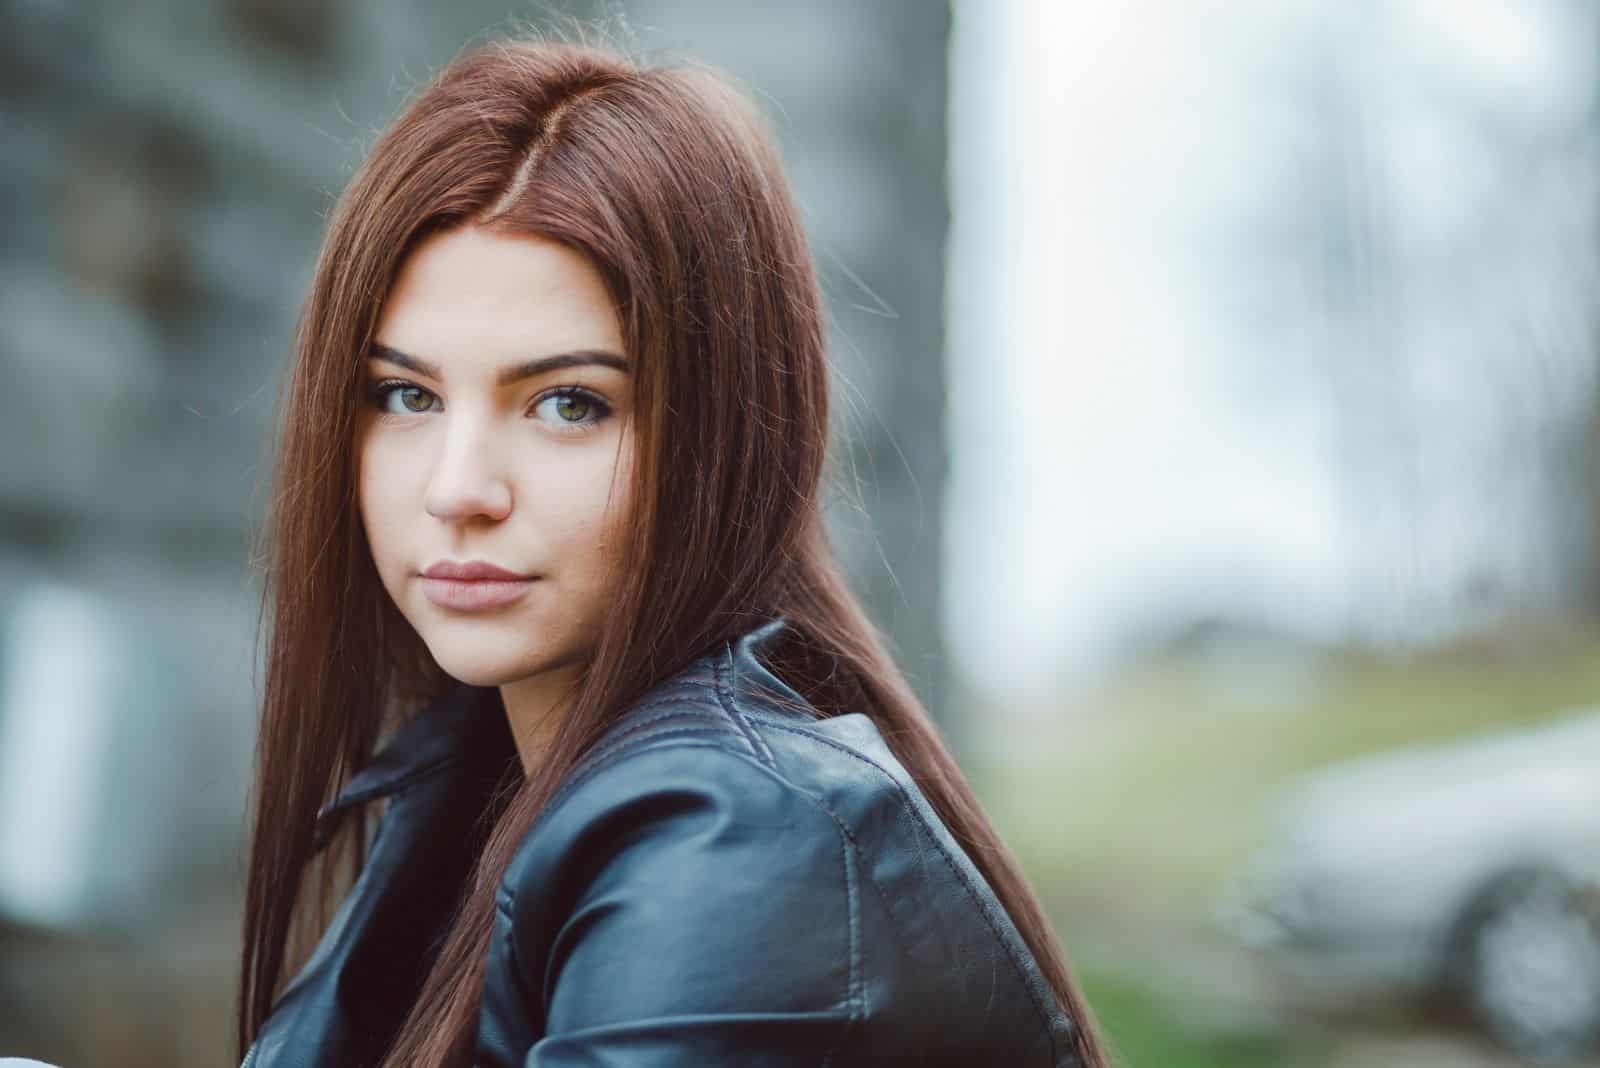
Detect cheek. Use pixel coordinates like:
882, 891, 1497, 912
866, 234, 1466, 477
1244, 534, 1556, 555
357, 434, 418, 575
536, 441, 634, 574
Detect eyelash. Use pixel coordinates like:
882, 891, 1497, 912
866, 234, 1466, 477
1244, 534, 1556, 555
366, 378, 614, 433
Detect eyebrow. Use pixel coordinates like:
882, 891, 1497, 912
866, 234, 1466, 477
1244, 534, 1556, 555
367, 341, 629, 386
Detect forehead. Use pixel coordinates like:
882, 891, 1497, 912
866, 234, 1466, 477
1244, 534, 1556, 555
374, 224, 623, 369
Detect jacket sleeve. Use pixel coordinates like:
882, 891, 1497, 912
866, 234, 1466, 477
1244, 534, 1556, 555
502, 742, 864, 1067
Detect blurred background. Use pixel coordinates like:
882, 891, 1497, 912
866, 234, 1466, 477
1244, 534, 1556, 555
4, 0, 1600, 1064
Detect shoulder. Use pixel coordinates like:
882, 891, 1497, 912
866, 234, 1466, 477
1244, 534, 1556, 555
485, 628, 1072, 1064
497, 632, 921, 923
493, 654, 865, 1042
520, 620, 916, 836
509, 623, 913, 870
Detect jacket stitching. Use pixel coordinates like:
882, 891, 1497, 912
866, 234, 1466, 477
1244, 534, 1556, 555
547, 685, 729, 793
716, 734, 902, 978
793, 762, 863, 1067
739, 715, 1061, 1064
694, 714, 933, 953
572, 728, 896, 1014
574, 703, 723, 763
714, 644, 777, 767
539, 723, 734, 821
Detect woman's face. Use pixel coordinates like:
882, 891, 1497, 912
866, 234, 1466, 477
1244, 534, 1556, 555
358, 224, 634, 687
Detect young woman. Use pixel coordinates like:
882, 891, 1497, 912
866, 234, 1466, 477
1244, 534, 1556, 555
238, 34, 1113, 1068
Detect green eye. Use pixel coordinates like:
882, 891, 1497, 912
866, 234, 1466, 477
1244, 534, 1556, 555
554, 395, 590, 421
532, 388, 611, 431
369, 380, 440, 415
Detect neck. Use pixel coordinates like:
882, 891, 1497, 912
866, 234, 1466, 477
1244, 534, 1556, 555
498, 661, 582, 775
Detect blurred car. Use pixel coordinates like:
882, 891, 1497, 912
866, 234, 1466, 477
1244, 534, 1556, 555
1217, 707, 1600, 1061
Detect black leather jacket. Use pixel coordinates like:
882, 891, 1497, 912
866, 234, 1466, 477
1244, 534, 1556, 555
243, 617, 1083, 1066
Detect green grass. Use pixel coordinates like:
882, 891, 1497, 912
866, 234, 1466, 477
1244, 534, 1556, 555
1079, 965, 1319, 1068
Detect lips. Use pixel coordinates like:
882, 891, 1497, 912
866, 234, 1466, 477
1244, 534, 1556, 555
419, 559, 538, 611
421, 560, 533, 581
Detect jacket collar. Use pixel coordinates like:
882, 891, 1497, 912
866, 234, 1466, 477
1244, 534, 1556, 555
313, 682, 513, 849
724, 614, 808, 712
312, 614, 802, 846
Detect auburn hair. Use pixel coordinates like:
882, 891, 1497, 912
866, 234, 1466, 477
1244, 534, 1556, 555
239, 32, 1112, 1068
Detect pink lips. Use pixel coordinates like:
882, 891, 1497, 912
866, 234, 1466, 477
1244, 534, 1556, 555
420, 559, 537, 611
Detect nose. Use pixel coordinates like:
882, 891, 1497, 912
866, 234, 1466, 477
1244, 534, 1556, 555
424, 415, 512, 522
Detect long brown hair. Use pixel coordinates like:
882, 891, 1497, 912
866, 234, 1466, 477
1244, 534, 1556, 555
239, 32, 1112, 1068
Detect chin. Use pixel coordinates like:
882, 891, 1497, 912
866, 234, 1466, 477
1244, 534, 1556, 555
433, 658, 527, 687
417, 622, 577, 688
426, 644, 537, 686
